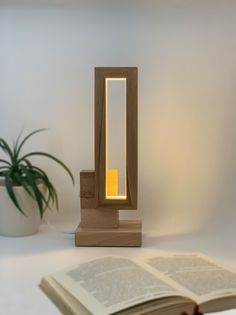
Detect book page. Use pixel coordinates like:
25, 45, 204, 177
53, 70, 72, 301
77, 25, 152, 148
40, 276, 92, 315
143, 253, 236, 304
51, 256, 182, 315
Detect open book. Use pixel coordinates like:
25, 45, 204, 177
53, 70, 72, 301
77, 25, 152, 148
39, 253, 236, 315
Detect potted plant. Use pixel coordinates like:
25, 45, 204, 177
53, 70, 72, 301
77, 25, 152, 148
0, 129, 74, 236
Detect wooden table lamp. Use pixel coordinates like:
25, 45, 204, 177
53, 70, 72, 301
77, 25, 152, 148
75, 67, 141, 247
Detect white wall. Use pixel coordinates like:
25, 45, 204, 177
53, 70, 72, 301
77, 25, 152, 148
1, 0, 236, 236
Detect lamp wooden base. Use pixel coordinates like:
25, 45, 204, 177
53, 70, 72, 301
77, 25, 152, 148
75, 220, 142, 247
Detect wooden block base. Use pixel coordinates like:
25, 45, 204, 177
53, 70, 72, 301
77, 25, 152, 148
80, 209, 119, 228
75, 220, 142, 247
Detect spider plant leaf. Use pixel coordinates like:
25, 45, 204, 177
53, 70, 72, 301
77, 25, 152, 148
21, 162, 54, 210
0, 167, 9, 177
0, 166, 9, 171
30, 165, 48, 180
15, 128, 48, 158
32, 168, 58, 210
13, 172, 36, 200
0, 159, 11, 166
13, 128, 24, 157
27, 168, 53, 210
25, 165, 56, 214
20, 165, 44, 218
20, 152, 75, 185
30, 166, 61, 210
21, 158, 33, 170
42, 179, 58, 210
45, 181, 58, 210
47, 180, 59, 210
29, 165, 55, 208
4, 171, 26, 216
0, 138, 14, 163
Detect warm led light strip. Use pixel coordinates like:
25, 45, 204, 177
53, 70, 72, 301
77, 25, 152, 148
105, 78, 127, 200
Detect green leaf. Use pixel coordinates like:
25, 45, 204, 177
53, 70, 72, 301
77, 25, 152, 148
13, 172, 36, 200
21, 158, 33, 169
19, 152, 75, 185
27, 167, 53, 210
15, 128, 48, 158
0, 166, 9, 171
46, 180, 59, 210
1, 129, 74, 218
0, 168, 9, 177
13, 128, 24, 157
0, 139, 14, 163
19, 165, 44, 218
29, 165, 55, 209
0, 159, 11, 166
22, 161, 59, 209
4, 171, 26, 216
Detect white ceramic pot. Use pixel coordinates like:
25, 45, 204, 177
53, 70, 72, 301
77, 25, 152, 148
0, 182, 44, 237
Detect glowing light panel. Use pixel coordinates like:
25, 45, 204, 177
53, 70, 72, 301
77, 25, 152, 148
105, 78, 127, 200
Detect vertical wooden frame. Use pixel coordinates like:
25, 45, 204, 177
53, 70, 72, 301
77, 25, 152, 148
95, 67, 138, 210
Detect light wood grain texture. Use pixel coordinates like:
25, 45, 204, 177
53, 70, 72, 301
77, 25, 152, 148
80, 209, 119, 228
76, 68, 141, 247
75, 220, 142, 247
95, 67, 138, 210
80, 170, 97, 209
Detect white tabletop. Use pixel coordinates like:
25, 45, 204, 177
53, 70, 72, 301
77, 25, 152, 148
1, 224, 236, 315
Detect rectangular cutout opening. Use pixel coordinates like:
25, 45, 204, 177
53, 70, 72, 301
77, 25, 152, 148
105, 78, 127, 200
